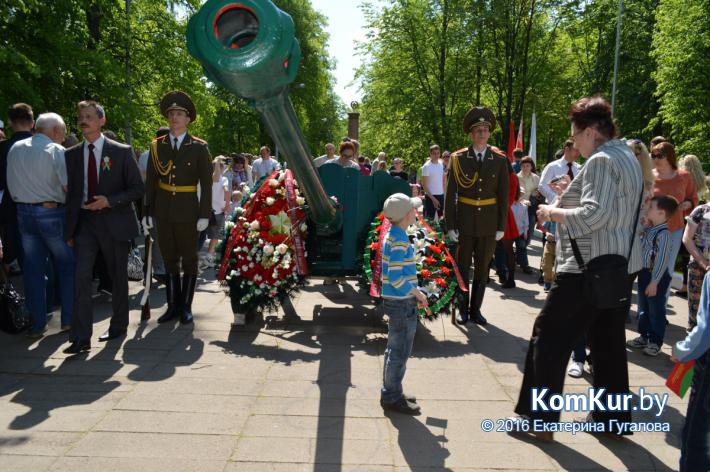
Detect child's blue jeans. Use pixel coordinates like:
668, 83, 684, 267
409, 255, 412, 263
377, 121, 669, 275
381, 297, 418, 404
637, 268, 672, 345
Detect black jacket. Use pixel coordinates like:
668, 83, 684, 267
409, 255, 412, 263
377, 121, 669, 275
65, 138, 144, 241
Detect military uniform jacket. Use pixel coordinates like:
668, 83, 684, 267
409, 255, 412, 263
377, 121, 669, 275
444, 146, 509, 237
144, 133, 213, 223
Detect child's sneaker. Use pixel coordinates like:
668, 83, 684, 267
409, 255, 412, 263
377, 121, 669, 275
643, 343, 661, 356
543, 282, 551, 292
567, 361, 584, 378
626, 336, 648, 349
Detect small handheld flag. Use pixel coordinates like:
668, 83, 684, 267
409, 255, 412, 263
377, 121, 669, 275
666, 360, 695, 398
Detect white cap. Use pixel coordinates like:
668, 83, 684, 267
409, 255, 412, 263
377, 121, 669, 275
383, 193, 419, 222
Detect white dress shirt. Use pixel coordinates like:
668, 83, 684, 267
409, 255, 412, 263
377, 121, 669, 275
538, 157, 581, 204
169, 132, 186, 151
83, 133, 105, 204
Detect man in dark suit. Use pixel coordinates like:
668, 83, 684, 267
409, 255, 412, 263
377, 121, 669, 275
63, 100, 144, 354
445, 106, 509, 325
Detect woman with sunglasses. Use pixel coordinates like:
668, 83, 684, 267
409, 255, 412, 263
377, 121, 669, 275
651, 142, 698, 298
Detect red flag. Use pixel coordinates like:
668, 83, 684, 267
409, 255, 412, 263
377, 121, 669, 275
516, 118, 524, 151
666, 359, 695, 398
507, 120, 515, 162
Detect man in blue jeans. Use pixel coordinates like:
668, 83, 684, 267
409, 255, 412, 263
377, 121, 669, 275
7, 112, 75, 338
673, 270, 710, 472
379, 193, 428, 415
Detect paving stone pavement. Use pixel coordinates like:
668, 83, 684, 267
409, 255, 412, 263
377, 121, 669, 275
0, 240, 689, 471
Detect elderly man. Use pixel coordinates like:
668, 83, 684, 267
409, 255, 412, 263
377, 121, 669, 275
313, 143, 337, 168
7, 112, 75, 338
251, 145, 280, 181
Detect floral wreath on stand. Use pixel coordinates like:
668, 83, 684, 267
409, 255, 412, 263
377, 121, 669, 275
363, 210, 463, 321
217, 170, 309, 324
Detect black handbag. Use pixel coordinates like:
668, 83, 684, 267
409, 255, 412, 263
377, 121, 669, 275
567, 191, 642, 310
0, 269, 30, 334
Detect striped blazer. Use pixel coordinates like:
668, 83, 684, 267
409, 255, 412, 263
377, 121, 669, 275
556, 139, 643, 274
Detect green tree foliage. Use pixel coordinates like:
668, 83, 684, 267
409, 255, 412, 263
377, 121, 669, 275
651, 0, 710, 160
0, 0, 343, 157
357, 0, 706, 167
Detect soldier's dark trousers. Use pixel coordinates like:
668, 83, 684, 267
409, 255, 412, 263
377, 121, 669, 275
73, 210, 130, 342
456, 235, 496, 289
156, 220, 199, 276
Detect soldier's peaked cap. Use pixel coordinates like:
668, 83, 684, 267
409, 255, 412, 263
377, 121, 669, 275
463, 106, 496, 134
160, 91, 197, 122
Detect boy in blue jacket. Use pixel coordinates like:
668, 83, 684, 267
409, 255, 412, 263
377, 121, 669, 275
380, 193, 428, 415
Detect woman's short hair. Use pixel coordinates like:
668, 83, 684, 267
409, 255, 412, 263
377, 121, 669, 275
651, 142, 677, 170
568, 96, 618, 139
520, 156, 536, 172
339, 141, 356, 155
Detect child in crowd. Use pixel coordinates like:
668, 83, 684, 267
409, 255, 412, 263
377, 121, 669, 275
672, 270, 710, 472
201, 157, 231, 269
541, 221, 556, 292
627, 195, 679, 356
380, 193, 428, 415
682, 201, 710, 331
410, 183, 422, 198
511, 186, 530, 275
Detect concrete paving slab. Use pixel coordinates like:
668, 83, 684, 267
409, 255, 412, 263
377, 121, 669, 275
0, 237, 690, 470
48, 456, 226, 472
66, 431, 236, 460
0, 454, 57, 472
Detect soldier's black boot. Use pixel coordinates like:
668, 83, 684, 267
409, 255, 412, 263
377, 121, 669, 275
470, 280, 488, 325
180, 274, 197, 324
502, 266, 516, 289
455, 287, 469, 324
157, 274, 182, 323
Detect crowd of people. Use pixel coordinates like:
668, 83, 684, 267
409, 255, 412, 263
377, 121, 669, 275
0, 94, 708, 470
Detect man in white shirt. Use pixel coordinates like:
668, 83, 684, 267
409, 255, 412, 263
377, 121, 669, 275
251, 145, 281, 180
538, 139, 580, 204
421, 144, 445, 219
313, 143, 337, 168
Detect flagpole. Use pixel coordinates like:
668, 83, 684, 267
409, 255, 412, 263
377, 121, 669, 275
611, 0, 623, 116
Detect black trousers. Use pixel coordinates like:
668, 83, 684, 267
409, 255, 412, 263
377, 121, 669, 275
515, 272, 633, 428
156, 220, 198, 275
73, 211, 130, 342
456, 235, 496, 284
424, 194, 444, 219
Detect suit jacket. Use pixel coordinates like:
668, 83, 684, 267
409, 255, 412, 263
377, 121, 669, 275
444, 145, 509, 237
144, 133, 212, 223
65, 138, 144, 241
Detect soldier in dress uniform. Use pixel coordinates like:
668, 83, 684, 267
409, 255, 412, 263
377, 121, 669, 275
143, 91, 212, 324
445, 106, 509, 325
